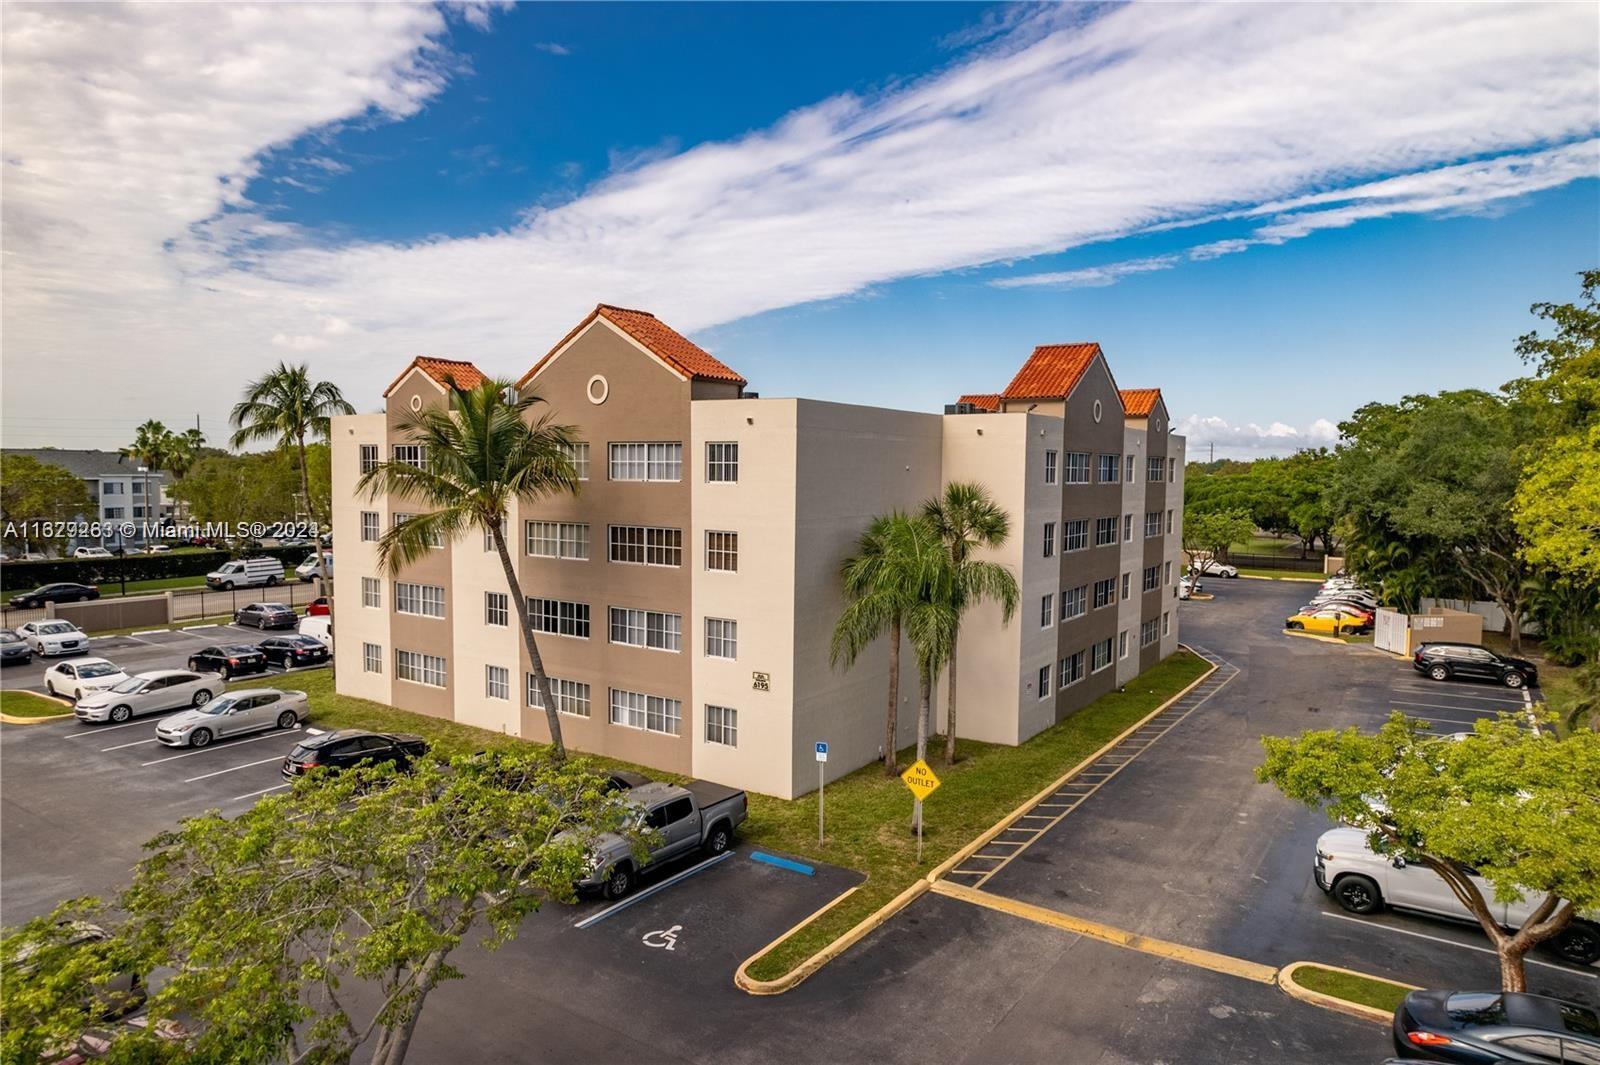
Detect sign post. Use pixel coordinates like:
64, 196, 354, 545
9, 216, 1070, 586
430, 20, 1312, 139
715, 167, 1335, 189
900, 759, 942, 863
814, 741, 829, 845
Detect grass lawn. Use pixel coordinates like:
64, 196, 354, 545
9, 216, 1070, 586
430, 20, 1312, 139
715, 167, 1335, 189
1235, 567, 1323, 581
0, 690, 71, 718
1478, 632, 1591, 734
1291, 964, 1411, 1013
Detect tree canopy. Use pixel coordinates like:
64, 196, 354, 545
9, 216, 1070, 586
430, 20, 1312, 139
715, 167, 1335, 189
0, 454, 93, 552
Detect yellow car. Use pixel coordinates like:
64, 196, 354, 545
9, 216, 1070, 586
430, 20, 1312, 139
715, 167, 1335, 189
1285, 608, 1372, 635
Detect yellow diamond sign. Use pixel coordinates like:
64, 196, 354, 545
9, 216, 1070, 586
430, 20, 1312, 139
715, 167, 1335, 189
901, 759, 941, 800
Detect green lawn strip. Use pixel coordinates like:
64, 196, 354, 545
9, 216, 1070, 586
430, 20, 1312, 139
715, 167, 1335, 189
1291, 964, 1410, 1013
1, 690, 71, 718
742, 651, 1211, 981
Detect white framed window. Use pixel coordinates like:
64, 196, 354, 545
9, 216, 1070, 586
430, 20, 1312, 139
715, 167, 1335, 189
360, 512, 379, 542
609, 688, 682, 736
486, 665, 510, 701
1162, 611, 1171, 636
609, 607, 682, 652
609, 442, 682, 482
362, 642, 382, 673
562, 441, 590, 481
1141, 619, 1160, 647
1097, 453, 1119, 483
1037, 665, 1051, 700
706, 531, 738, 572
103, 482, 124, 495
1044, 450, 1058, 485
104, 507, 125, 519
485, 591, 508, 626
525, 521, 589, 560
395, 649, 446, 687
1063, 452, 1090, 484
1095, 516, 1118, 546
1165, 560, 1173, 585
705, 705, 738, 747
1121, 572, 1132, 599
1124, 514, 1133, 542
1093, 578, 1116, 609
1118, 630, 1129, 659
361, 577, 381, 608
1061, 585, 1087, 620
527, 676, 592, 717
1169, 460, 1175, 483
1125, 454, 1135, 483
705, 617, 737, 659
395, 582, 445, 618
706, 442, 739, 483
1063, 519, 1088, 551
1059, 650, 1084, 688
1143, 565, 1161, 592
1166, 509, 1174, 534
1091, 638, 1113, 673
608, 525, 681, 567
1146, 456, 1165, 482
359, 444, 379, 474
526, 597, 590, 638
1043, 522, 1055, 558
483, 519, 508, 553
393, 444, 426, 469
392, 513, 442, 548
1040, 593, 1054, 629
1145, 511, 1162, 538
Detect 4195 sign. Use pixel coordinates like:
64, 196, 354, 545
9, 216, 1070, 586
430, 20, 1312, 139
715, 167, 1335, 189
751, 672, 770, 692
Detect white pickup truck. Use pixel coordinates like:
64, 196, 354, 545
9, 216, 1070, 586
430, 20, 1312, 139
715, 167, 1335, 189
1314, 826, 1600, 965
579, 780, 747, 900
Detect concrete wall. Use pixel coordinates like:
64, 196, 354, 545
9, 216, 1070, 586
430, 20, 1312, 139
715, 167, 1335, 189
1161, 434, 1187, 659
330, 413, 392, 706
51, 596, 167, 632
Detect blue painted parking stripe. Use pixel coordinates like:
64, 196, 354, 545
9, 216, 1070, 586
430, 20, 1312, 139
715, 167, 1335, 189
751, 851, 814, 876
572, 850, 734, 929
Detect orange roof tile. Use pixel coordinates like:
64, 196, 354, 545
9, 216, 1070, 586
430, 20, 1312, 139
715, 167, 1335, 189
383, 356, 488, 398
1119, 388, 1162, 417
1000, 343, 1102, 401
956, 393, 1001, 411
518, 304, 747, 389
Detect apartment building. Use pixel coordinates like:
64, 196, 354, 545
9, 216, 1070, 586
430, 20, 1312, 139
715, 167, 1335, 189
4, 449, 173, 546
332, 305, 1184, 798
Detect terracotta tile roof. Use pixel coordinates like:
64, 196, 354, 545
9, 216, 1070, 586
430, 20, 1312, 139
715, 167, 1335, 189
1000, 343, 1103, 401
1119, 388, 1162, 417
383, 356, 488, 398
956, 393, 1001, 411
518, 304, 747, 389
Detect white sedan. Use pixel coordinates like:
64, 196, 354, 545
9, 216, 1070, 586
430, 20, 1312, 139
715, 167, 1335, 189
1192, 559, 1239, 578
15, 620, 91, 657
74, 670, 222, 724
72, 546, 113, 559
43, 658, 129, 700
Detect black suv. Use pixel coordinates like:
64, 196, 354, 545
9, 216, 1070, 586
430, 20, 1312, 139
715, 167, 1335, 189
282, 730, 429, 779
1413, 643, 1539, 689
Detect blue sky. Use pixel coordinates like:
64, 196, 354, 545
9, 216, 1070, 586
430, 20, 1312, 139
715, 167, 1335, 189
3, 2, 1597, 455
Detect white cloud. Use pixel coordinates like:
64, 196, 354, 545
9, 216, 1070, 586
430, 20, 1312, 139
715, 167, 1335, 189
1177, 415, 1341, 460
532, 41, 571, 56
2, 2, 1597, 447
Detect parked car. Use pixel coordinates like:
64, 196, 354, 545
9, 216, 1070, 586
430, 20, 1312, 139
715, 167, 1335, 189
204, 556, 283, 590
1414, 643, 1539, 690
186, 644, 268, 679
1192, 559, 1238, 578
9, 583, 100, 609
44, 658, 130, 700
1285, 608, 1372, 635
1, 629, 32, 666
75, 670, 221, 724
3, 920, 146, 1024
155, 688, 309, 748
1313, 594, 1381, 615
233, 603, 297, 630
1392, 990, 1600, 1062
7, 551, 49, 561
1311, 590, 1379, 610
72, 546, 113, 560
295, 554, 332, 583
577, 781, 748, 900
146, 543, 172, 554
16, 620, 90, 657
282, 729, 429, 780
1315, 826, 1598, 965
298, 616, 332, 649
605, 769, 651, 792
256, 634, 330, 669
305, 596, 331, 617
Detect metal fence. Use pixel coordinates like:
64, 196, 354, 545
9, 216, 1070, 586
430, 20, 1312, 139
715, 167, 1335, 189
0, 577, 325, 633
1223, 551, 1325, 573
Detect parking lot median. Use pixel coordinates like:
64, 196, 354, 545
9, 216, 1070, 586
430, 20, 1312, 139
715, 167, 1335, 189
0, 689, 74, 722
1278, 961, 1416, 1024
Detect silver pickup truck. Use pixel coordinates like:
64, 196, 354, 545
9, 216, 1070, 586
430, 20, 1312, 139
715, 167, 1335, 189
580, 780, 748, 899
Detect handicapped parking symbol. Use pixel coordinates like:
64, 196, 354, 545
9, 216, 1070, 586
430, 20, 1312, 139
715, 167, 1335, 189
642, 925, 681, 952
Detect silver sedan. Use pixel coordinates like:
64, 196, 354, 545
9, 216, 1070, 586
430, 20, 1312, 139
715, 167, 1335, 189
155, 689, 310, 748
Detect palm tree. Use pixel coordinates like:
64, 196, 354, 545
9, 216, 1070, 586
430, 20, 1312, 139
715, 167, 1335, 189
230, 363, 354, 597
164, 429, 206, 521
120, 420, 172, 547
358, 379, 581, 760
922, 482, 1019, 764
831, 513, 940, 775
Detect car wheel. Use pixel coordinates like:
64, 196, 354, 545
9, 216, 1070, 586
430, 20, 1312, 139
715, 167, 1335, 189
109, 705, 133, 724
704, 823, 732, 855
189, 728, 213, 748
218, 665, 231, 680
602, 865, 633, 901
1553, 923, 1600, 966
1286, 621, 1304, 630
1428, 665, 1450, 682
223, 581, 234, 590
192, 689, 211, 707
1332, 874, 1383, 915
266, 575, 278, 586
276, 710, 298, 730
45, 680, 55, 696
1502, 671, 1525, 689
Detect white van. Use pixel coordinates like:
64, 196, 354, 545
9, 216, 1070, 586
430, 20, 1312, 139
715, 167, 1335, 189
296, 553, 332, 583
298, 615, 332, 649
205, 556, 284, 590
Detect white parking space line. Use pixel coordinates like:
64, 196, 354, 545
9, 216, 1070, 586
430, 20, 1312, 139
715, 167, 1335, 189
101, 736, 162, 751
1319, 913, 1596, 978
1391, 700, 1513, 715
183, 755, 287, 783
62, 719, 153, 738
1393, 686, 1520, 704
228, 783, 290, 803
139, 729, 298, 766
572, 851, 735, 929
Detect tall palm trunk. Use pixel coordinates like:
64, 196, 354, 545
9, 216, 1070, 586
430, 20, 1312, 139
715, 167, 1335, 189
490, 521, 565, 760
912, 661, 931, 832
944, 628, 959, 764
884, 614, 901, 775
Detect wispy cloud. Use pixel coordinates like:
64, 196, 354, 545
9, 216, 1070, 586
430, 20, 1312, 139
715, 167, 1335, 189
533, 41, 571, 56
1177, 414, 1341, 460
2, 2, 1596, 445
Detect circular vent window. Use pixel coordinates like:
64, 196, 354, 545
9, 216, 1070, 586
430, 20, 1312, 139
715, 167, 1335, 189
587, 375, 609, 405
1092, 399, 1103, 423
409, 395, 423, 412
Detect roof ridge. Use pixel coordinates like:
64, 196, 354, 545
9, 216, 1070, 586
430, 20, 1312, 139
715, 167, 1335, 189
596, 303, 656, 318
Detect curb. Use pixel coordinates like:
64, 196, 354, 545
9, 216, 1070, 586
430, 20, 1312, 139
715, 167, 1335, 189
1277, 961, 1416, 1025
1240, 573, 1324, 583
1282, 629, 1348, 645
1, 692, 75, 725
732, 649, 1220, 996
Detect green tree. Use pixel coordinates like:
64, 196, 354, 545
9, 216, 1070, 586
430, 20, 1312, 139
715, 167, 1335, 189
0, 454, 93, 554
922, 482, 1020, 764
231, 363, 354, 596
359, 379, 580, 761
2, 754, 640, 1065
1258, 714, 1600, 992
120, 419, 173, 540
1181, 508, 1254, 570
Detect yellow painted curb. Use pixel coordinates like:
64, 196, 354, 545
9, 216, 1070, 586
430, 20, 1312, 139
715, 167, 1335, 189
734, 881, 909, 995
1240, 573, 1323, 582
1, 692, 75, 724
931, 880, 1279, 984
1282, 629, 1349, 645
1277, 961, 1416, 1025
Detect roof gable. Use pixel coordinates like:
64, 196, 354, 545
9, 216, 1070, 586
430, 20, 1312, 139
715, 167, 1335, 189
383, 357, 488, 398
1000, 343, 1103, 401
1119, 388, 1162, 417
956, 393, 1001, 412
518, 304, 746, 390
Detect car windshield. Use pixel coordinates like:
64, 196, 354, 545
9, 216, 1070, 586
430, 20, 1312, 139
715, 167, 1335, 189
109, 677, 148, 694
200, 697, 239, 716
77, 663, 120, 678
0, 630, 16, 642
38, 623, 74, 635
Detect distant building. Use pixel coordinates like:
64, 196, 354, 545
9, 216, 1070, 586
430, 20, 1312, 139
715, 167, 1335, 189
4, 449, 173, 545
